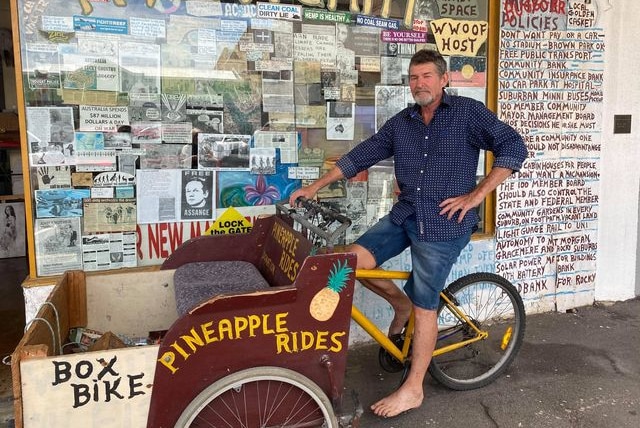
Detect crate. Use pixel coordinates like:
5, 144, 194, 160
11, 268, 178, 428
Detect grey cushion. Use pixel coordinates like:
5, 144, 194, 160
174, 261, 269, 315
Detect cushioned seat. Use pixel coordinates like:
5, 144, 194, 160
174, 261, 270, 315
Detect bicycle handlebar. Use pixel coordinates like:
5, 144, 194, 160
295, 197, 352, 226
275, 197, 352, 249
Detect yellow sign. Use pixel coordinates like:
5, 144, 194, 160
204, 207, 253, 235
430, 18, 489, 56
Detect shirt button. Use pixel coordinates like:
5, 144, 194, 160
420, 170, 424, 173
423, 153, 427, 157
417, 187, 421, 191
424, 136, 429, 139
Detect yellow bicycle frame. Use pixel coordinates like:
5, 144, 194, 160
351, 269, 488, 364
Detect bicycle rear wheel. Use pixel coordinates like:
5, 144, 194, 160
175, 366, 337, 427
428, 272, 525, 390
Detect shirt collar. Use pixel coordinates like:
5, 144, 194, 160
408, 90, 451, 118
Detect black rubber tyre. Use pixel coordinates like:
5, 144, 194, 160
428, 272, 526, 390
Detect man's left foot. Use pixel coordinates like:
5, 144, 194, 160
370, 386, 423, 418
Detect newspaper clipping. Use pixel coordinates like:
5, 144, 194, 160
35, 217, 83, 276
82, 198, 137, 233
82, 232, 137, 271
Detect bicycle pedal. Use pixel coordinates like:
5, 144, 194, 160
378, 334, 406, 373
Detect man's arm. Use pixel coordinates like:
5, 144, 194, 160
288, 166, 345, 206
438, 166, 514, 223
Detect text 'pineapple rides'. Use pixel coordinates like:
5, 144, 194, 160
158, 311, 347, 374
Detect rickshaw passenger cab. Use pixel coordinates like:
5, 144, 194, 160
147, 214, 357, 427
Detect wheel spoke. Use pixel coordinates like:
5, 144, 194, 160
429, 273, 525, 391
177, 367, 336, 427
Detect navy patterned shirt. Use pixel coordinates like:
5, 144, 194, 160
336, 92, 527, 242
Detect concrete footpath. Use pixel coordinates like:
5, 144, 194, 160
343, 298, 640, 428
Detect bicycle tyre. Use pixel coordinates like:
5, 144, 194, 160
175, 366, 338, 428
428, 272, 526, 391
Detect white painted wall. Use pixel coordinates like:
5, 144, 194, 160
596, 0, 640, 301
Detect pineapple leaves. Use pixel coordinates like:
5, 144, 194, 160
327, 259, 353, 294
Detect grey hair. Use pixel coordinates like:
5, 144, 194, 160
409, 49, 448, 75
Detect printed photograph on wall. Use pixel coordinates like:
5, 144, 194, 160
34, 217, 83, 276
250, 148, 277, 175
197, 134, 251, 170
26, 107, 76, 166
181, 170, 214, 220
35, 189, 90, 218
34, 166, 72, 190
82, 198, 137, 233
0, 202, 26, 259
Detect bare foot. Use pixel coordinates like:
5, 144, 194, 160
370, 385, 423, 418
388, 305, 412, 336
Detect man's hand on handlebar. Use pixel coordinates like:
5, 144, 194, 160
289, 187, 317, 207
289, 165, 346, 207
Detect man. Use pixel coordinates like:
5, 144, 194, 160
185, 177, 209, 209
289, 49, 527, 418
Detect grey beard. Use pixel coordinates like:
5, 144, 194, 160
414, 95, 434, 106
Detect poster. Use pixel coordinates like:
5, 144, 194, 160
82, 198, 137, 233
181, 170, 214, 220
0, 202, 26, 258
137, 169, 216, 224
35, 189, 90, 218
27, 107, 76, 166
82, 232, 137, 271
197, 134, 251, 170
34, 217, 83, 276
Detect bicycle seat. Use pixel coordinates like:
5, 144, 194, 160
173, 261, 270, 316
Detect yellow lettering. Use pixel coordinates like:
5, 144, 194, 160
272, 221, 300, 256
315, 331, 329, 350
278, 252, 299, 282
234, 316, 249, 338
248, 314, 261, 337
275, 333, 291, 354
170, 341, 190, 359
301, 331, 315, 351
158, 351, 178, 374
201, 321, 218, 344
275, 312, 288, 333
330, 331, 346, 352
181, 328, 205, 352
262, 314, 275, 334
218, 318, 234, 340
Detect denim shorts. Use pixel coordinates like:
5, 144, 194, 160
355, 214, 471, 310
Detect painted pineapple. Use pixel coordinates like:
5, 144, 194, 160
309, 260, 353, 321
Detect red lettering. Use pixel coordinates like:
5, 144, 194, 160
136, 226, 143, 259
148, 224, 161, 259
159, 223, 169, 259
167, 223, 184, 253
